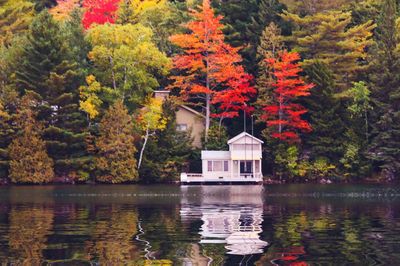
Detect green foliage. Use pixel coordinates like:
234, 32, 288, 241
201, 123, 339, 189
86, 23, 170, 109
95, 101, 138, 183
282, 9, 376, 89
203, 124, 229, 150
139, 100, 194, 183
14, 10, 89, 179
368, 0, 400, 180
303, 62, 346, 162
0, 0, 35, 46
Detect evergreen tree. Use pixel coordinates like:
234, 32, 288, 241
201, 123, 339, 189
95, 101, 138, 183
368, 0, 400, 180
303, 62, 346, 162
15, 11, 89, 180
0, 0, 35, 46
139, 100, 194, 183
8, 93, 54, 184
214, 0, 259, 71
203, 124, 229, 150
282, 10, 376, 90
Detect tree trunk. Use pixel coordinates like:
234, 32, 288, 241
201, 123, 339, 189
205, 93, 210, 143
138, 126, 149, 169
109, 56, 117, 91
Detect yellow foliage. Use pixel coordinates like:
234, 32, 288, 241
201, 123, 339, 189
79, 75, 103, 119
140, 97, 167, 131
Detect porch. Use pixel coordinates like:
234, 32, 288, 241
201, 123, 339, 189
180, 172, 263, 184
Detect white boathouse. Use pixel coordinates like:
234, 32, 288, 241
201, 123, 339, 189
181, 132, 264, 183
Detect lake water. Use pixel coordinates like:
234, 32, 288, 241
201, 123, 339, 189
0, 184, 399, 265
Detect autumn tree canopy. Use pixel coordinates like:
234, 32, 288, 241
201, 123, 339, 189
169, 0, 256, 140
261, 51, 314, 143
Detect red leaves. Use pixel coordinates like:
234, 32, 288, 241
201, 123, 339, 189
82, 0, 120, 29
169, 0, 255, 119
261, 51, 313, 143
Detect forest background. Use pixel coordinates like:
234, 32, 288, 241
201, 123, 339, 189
1, 0, 399, 184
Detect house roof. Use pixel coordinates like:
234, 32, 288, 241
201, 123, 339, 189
227, 132, 264, 144
179, 105, 206, 118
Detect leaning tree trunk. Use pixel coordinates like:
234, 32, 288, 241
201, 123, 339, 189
138, 126, 149, 169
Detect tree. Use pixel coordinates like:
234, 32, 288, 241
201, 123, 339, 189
82, 0, 120, 29
86, 23, 170, 109
368, 0, 400, 180
214, 0, 259, 71
261, 51, 313, 143
302, 62, 346, 162
95, 101, 138, 183
14, 11, 89, 180
0, 0, 35, 46
139, 99, 194, 183
282, 10, 376, 89
347, 81, 371, 142
203, 124, 229, 150
169, 0, 255, 141
8, 94, 54, 184
256, 22, 284, 105
137, 97, 167, 169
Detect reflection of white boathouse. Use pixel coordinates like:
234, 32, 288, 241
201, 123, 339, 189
181, 132, 264, 184
180, 186, 268, 257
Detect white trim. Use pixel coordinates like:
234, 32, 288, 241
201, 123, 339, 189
227, 132, 264, 144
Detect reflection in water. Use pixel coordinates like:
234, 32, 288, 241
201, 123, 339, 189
84, 206, 140, 264
8, 205, 54, 265
180, 186, 268, 263
0, 185, 400, 265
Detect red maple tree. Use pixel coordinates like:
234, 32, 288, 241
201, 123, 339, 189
82, 0, 120, 29
169, 0, 256, 139
261, 51, 313, 143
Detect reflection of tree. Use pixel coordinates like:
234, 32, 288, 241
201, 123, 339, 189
8, 205, 54, 264
85, 206, 140, 264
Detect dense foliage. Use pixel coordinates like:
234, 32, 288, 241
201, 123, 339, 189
0, 0, 399, 183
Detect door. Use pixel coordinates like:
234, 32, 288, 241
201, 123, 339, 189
240, 161, 253, 174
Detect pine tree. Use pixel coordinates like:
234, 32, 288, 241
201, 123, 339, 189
95, 101, 138, 183
214, 0, 259, 71
0, 0, 35, 46
15, 11, 89, 180
303, 62, 346, 161
282, 10, 376, 90
33, 0, 58, 11
8, 94, 54, 184
139, 100, 194, 183
368, 0, 400, 180
256, 22, 284, 105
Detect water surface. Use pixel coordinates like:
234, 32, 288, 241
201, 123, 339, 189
0, 184, 399, 265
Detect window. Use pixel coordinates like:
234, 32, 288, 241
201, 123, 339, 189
224, 161, 229, 172
176, 124, 188, 132
207, 161, 229, 172
208, 161, 212, 172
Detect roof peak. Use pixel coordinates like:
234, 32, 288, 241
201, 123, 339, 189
227, 132, 264, 144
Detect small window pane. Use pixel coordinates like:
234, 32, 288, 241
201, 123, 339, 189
208, 161, 212, 171
213, 161, 223, 171
224, 161, 229, 172
176, 124, 188, 132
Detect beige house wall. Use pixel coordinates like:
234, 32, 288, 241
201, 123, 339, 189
176, 107, 205, 148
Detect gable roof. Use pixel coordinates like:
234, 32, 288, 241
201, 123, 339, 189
227, 132, 264, 144
179, 105, 206, 118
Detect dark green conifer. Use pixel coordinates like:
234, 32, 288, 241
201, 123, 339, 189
303, 62, 346, 162
368, 0, 400, 180
15, 11, 89, 180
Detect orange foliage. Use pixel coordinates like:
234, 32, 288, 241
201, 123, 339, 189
169, 0, 255, 119
261, 51, 313, 142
